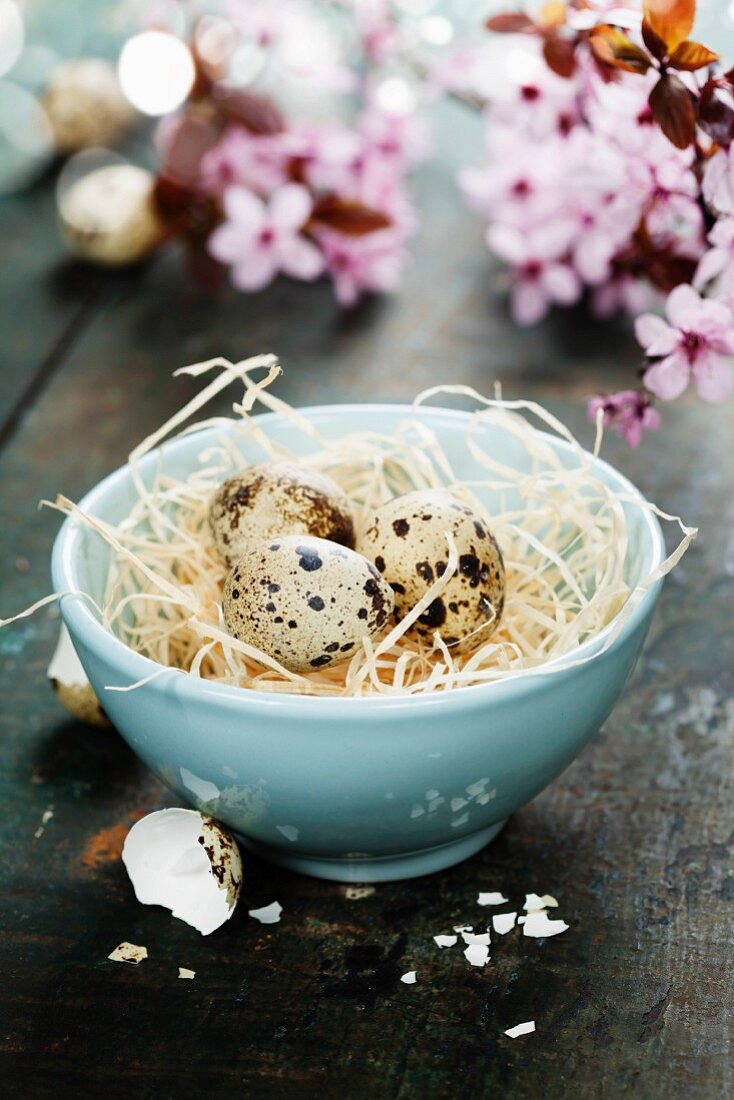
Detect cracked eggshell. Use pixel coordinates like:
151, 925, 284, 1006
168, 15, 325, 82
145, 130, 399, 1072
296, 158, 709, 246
48, 623, 111, 729
208, 461, 355, 567
122, 809, 242, 936
222, 535, 394, 674
59, 164, 166, 267
357, 489, 505, 653
43, 59, 137, 154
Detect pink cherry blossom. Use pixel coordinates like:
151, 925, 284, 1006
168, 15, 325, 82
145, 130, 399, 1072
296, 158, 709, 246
199, 128, 290, 197
591, 272, 657, 319
317, 226, 407, 308
587, 389, 661, 448
209, 183, 323, 292
635, 284, 734, 403
694, 218, 734, 304
488, 222, 581, 325
703, 146, 734, 216
354, 0, 401, 64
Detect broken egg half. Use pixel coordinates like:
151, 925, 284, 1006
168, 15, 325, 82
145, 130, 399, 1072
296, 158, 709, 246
48, 623, 111, 728
122, 808, 242, 936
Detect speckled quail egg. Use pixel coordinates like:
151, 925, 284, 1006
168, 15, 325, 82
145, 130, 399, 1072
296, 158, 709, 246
357, 489, 505, 653
43, 59, 137, 154
222, 535, 394, 674
209, 461, 355, 568
59, 165, 166, 267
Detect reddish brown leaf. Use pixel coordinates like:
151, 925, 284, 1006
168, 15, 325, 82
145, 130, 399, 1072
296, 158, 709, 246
589, 25, 652, 74
615, 218, 697, 292
485, 12, 535, 33
668, 39, 719, 70
641, 18, 667, 60
646, 251, 698, 292
213, 90, 284, 134
643, 0, 695, 52
310, 196, 392, 236
648, 72, 696, 148
542, 34, 576, 78
698, 76, 734, 145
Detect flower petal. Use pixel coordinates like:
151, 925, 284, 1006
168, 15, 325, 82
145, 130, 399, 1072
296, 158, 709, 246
278, 234, 324, 281
692, 352, 734, 402
643, 352, 690, 401
694, 247, 728, 290
542, 263, 581, 306
512, 279, 548, 326
208, 223, 251, 265
231, 248, 279, 292
665, 283, 701, 329
269, 183, 313, 232
634, 313, 677, 355
223, 186, 266, 232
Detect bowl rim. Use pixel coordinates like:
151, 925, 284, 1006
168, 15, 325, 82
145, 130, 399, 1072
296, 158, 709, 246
51, 402, 666, 712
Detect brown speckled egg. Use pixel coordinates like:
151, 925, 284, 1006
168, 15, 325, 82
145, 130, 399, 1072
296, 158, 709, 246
357, 489, 505, 653
222, 536, 395, 674
209, 461, 355, 567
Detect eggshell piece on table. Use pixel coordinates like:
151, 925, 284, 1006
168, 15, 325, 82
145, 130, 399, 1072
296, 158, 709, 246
47, 622, 111, 729
209, 461, 355, 567
358, 489, 505, 653
222, 535, 394, 674
121, 809, 242, 936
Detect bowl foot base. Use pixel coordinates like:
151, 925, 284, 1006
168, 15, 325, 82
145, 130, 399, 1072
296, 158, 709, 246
237, 819, 508, 883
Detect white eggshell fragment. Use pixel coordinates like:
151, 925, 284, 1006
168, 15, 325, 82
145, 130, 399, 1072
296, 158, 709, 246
208, 461, 355, 567
222, 535, 394, 674
43, 59, 137, 153
358, 489, 506, 653
48, 623, 111, 729
122, 808, 242, 936
59, 164, 165, 267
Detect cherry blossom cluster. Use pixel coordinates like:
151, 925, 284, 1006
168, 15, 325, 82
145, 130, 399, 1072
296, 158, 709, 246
149, 0, 426, 307
448, 0, 734, 445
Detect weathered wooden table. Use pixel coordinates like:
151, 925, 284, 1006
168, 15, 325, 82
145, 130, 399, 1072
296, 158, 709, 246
1, 94, 732, 1098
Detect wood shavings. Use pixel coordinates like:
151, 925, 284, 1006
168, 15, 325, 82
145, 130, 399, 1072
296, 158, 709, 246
477, 891, 508, 906
492, 912, 517, 935
248, 901, 282, 924
522, 911, 569, 938
40, 355, 696, 701
464, 943, 490, 967
505, 1021, 535, 1038
434, 934, 458, 948
108, 942, 147, 964
178, 967, 195, 979
400, 970, 417, 984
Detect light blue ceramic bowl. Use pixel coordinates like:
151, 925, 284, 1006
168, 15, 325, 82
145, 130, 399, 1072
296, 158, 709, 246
51, 405, 665, 882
